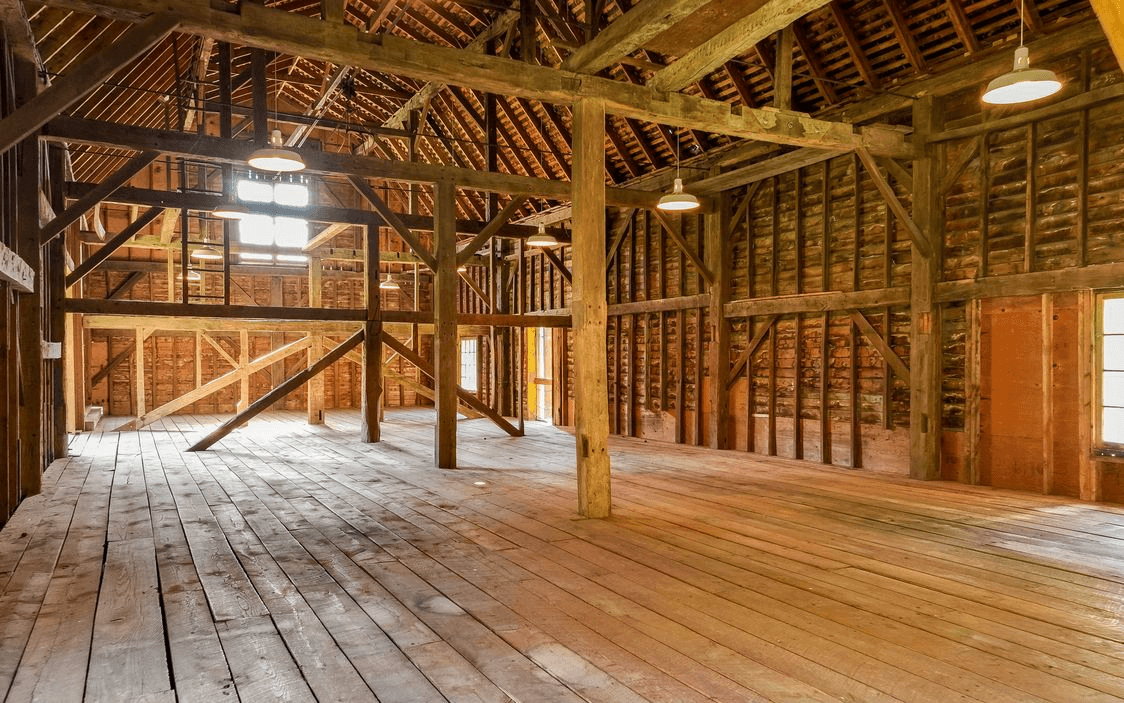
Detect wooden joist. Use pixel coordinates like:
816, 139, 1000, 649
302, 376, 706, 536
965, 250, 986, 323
1090, 0, 1124, 71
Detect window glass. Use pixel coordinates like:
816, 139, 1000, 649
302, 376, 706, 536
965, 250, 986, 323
1104, 408, 1124, 444
460, 339, 478, 392
274, 182, 309, 207
1105, 298, 1124, 335
238, 214, 274, 246
274, 217, 309, 248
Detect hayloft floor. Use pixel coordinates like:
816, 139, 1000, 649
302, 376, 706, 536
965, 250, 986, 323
2, 411, 1124, 703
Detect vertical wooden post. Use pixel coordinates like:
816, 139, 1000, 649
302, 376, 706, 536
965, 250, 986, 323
774, 26, 794, 111
706, 189, 731, 449
135, 328, 147, 418
1041, 293, 1053, 494
910, 96, 943, 480
361, 223, 383, 443
433, 180, 458, 467
571, 98, 611, 518
238, 330, 250, 411
15, 58, 41, 496
308, 256, 325, 425
964, 298, 981, 484
1077, 290, 1099, 501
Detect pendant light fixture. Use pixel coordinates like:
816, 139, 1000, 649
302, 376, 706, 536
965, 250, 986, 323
248, 129, 306, 172
379, 273, 399, 290
191, 245, 223, 261
526, 223, 558, 247
248, 58, 305, 172
657, 128, 699, 212
982, 0, 1062, 105
212, 200, 250, 219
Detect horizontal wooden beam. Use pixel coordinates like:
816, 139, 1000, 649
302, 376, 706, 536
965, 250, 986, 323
692, 148, 837, 195
45, 118, 661, 208
725, 287, 911, 318
931, 83, 1124, 143
36, 0, 911, 156
65, 180, 568, 240
936, 262, 1124, 303
0, 240, 35, 293
63, 298, 367, 321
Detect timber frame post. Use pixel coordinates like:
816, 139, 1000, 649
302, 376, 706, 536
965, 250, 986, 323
361, 221, 383, 443
910, 96, 943, 480
433, 179, 458, 467
571, 98, 611, 518
706, 188, 732, 449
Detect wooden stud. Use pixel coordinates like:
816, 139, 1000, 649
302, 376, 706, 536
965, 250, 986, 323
1041, 293, 1053, 494
307, 256, 325, 425
1077, 290, 1099, 501
964, 298, 981, 485
706, 189, 731, 449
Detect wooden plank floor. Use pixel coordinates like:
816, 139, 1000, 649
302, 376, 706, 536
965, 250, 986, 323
3, 409, 1124, 702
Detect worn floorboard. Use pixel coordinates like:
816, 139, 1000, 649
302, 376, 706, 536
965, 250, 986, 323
1, 408, 1124, 702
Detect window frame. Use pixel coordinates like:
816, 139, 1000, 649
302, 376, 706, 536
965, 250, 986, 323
459, 337, 479, 393
1096, 290, 1124, 450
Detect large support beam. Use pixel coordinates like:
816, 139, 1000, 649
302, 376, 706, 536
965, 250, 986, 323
433, 179, 458, 468
561, 0, 711, 74
361, 223, 383, 443
571, 98, 611, 518
35, 0, 910, 156
0, 14, 178, 157
189, 331, 363, 451
706, 189, 732, 449
910, 96, 943, 481
15, 58, 42, 498
647, 0, 834, 92
1090, 0, 1124, 71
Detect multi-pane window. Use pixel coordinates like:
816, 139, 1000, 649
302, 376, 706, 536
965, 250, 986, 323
236, 178, 310, 262
534, 327, 552, 422
460, 339, 478, 392
1101, 294, 1124, 446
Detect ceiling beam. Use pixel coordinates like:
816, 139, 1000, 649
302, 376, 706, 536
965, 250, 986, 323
44, 117, 664, 208
36, 0, 909, 157
647, 0, 834, 93
560, 0, 711, 74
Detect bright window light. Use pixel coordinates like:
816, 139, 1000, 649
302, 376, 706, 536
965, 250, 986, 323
237, 179, 274, 203
274, 217, 309, 248
238, 214, 275, 246
276, 254, 309, 264
1103, 296, 1124, 445
240, 252, 274, 264
460, 338, 478, 392
274, 182, 309, 207
236, 178, 310, 250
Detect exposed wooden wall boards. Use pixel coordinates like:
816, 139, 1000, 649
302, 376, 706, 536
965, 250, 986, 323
571, 98, 611, 519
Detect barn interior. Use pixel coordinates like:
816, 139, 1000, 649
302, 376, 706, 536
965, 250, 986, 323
1, 0, 1124, 700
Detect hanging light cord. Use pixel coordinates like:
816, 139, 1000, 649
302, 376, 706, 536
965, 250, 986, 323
1018, 0, 1025, 47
